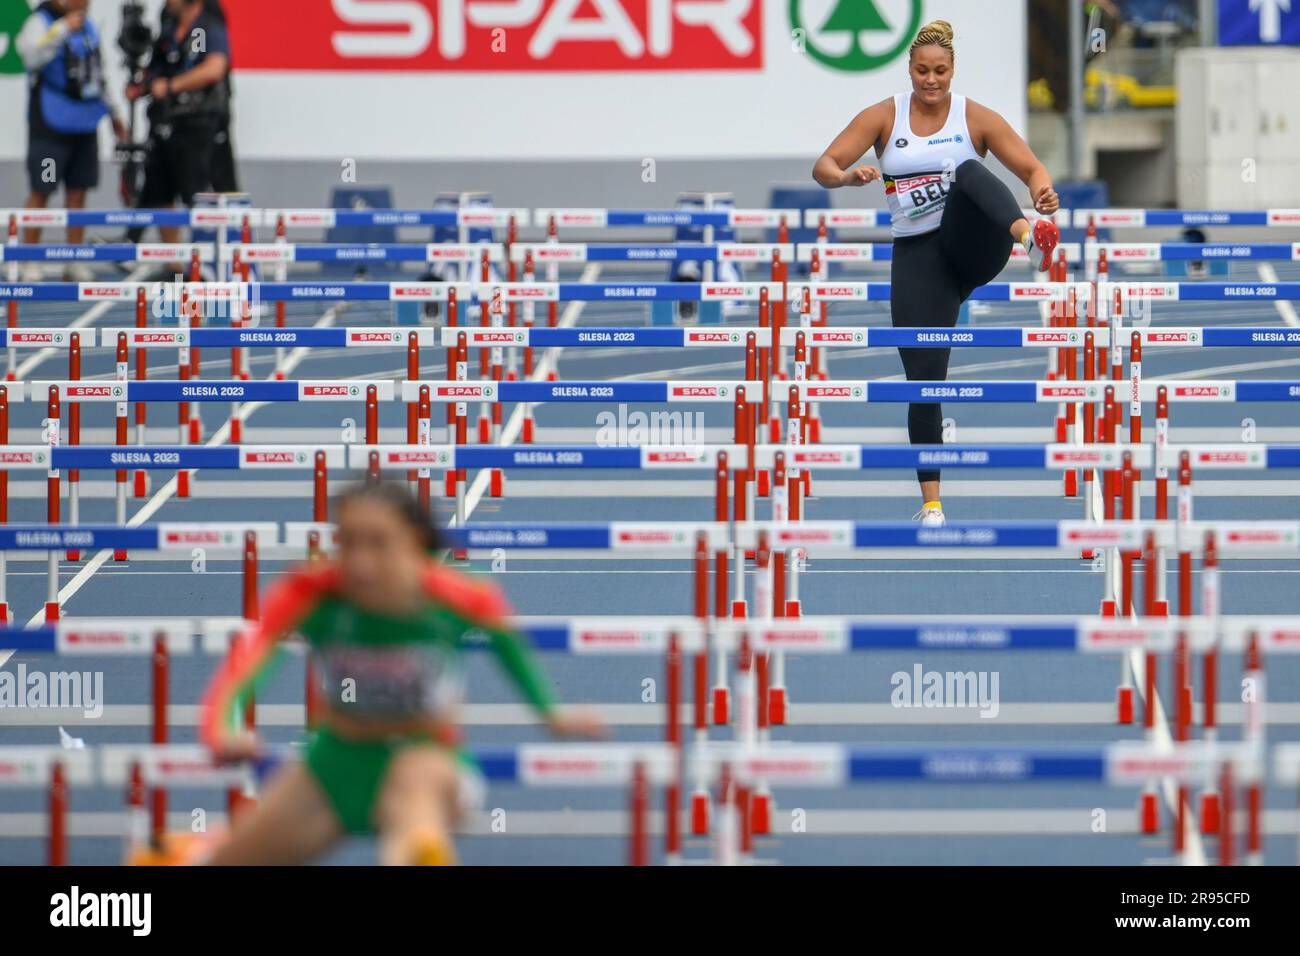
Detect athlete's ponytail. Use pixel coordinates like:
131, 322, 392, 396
336, 481, 446, 553
910, 19, 955, 63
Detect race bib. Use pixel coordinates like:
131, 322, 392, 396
314, 644, 465, 718
890, 172, 950, 220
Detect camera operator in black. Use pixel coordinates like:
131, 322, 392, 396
126, 0, 229, 244
202, 0, 237, 192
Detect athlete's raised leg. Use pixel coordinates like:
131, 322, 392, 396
207, 762, 343, 865
374, 745, 462, 866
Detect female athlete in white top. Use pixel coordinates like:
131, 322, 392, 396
813, 19, 1061, 525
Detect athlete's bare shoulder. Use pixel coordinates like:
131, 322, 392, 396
867, 96, 896, 122
964, 98, 1010, 131
859, 96, 896, 154
962, 98, 1003, 152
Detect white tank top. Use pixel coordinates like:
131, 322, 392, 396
880, 93, 982, 238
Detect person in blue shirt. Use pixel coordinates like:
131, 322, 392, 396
17, 0, 126, 279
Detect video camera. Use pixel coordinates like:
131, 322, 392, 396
117, 1, 153, 66
115, 2, 154, 207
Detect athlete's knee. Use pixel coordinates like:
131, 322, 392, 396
383, 748, 459, 804
949, 159, 984, 189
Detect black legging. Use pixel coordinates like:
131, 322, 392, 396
890, 159, 1024, 483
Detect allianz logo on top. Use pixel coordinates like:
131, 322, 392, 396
926, 134, 964, 146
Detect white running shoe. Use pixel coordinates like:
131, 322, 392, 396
914, 506, 946, 527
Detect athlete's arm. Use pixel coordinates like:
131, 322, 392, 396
969, 100, 1059, 214
813, 100, 890, 189
199, 563, 337, 753
423, 565, 558, 718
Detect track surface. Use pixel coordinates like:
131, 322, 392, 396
2, 249, 1298, 865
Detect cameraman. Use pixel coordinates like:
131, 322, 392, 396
204, 0, 237, 193
127, 0, 229, 244
17, 0, 127, 278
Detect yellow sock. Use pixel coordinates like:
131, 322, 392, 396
1019, 230, 1031, 248
406, 828, 458, 866
923, 500, 942, 511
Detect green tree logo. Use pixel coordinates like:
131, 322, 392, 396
0, 0, 30, 75
792, 0, 925, 73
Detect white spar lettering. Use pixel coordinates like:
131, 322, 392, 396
330, 0, 754, 60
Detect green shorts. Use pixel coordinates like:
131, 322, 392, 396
304, 727, 481, 835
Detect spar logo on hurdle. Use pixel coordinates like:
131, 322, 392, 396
347, 331, 405, 345
60, 384, 123, 400
1147, 330, 1201, 344
804, 384, 863, 399
614, 528, 691, 547
9, 330, 67, 345
685, 331, 742, 344
811, 330, 864, 344
1173, 384, 1230, 399
792, 449, 855, 465
385, 449, 452, 467
1025, 330, 1076, 344
437, 384, 496, 399
644, 449, 710, 465
243, 450, 310, 466
0, 449, 48, 466
302, 384, 361, 398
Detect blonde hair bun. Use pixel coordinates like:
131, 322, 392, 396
910, 19, 955, 60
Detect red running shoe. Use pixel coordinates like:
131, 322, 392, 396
1029, 217, 1060, 273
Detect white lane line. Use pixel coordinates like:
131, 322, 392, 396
0, 303, 347, 665
1259, 263, 1300, 328
13, 265, 151, 381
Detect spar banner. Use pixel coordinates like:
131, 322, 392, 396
0, 0, 1026, 160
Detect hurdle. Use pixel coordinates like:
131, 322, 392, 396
0, 523, 274, 623
798, 206, 1300, 234
0, 747, 94, 865
792, 241, 1300, 269
0, 243, 217, 267
4, 618, 244, 840
0, 446, 344, 548
5, 737, 1278, 866
800, 208, 1068, 230
3, 207, 1298, 868
28, 380, 391, 500
14, 604, 1294, 863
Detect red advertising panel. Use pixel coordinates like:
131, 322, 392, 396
226, 0, 764, 72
